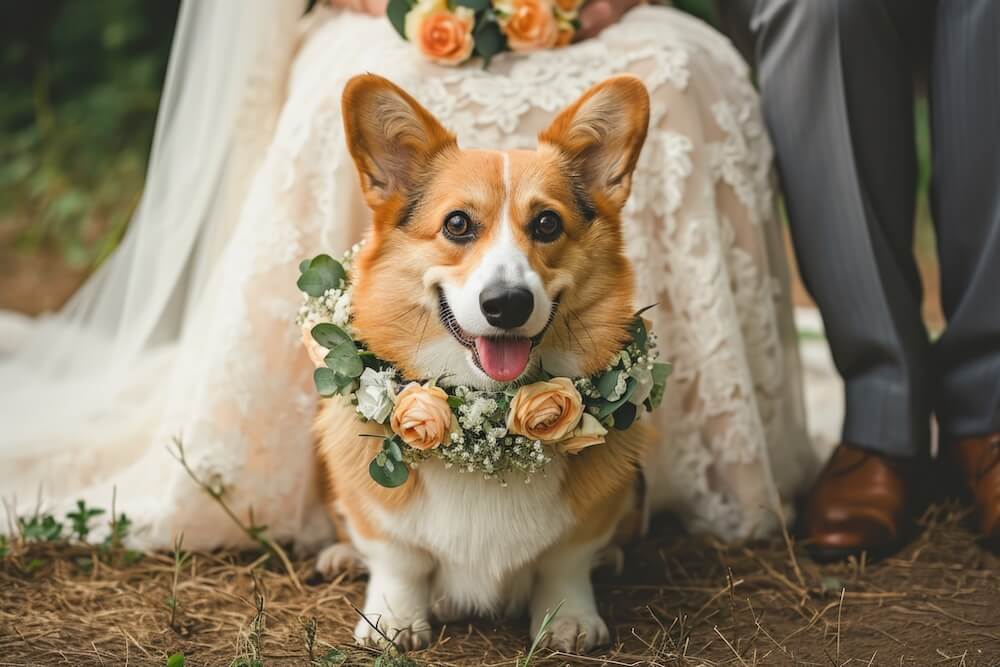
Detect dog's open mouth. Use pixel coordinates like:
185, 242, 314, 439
438, 289, 558, 383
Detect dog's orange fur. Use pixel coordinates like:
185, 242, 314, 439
315, 73, 651, 588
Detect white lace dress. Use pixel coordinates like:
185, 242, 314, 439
0, 5, 816, 548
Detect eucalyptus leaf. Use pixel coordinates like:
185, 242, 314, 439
297, 269, 329, 297
339, 377, 357, 395
473, 19, 505, 68
651, 361, 672, 384
597, 369, 624, 400
612, 401, 638, 430
297, 255, 346, 297
384, 437, 404, 462
325, 341, 364, 378
387, 0, 411, 39
595, 377, 637, 420
646, 362, 671, 408
370, 454, 410, 488
447, 395, 465, 409
455, 0, 489, 9
312, 323, 352, 350
314, 367, 354, 397
311, 254, 346, 283
299, 259, 311, 273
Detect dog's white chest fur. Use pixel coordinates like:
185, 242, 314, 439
373, 458, 574, 615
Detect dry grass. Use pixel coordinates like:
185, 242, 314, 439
2, 502, 999, 666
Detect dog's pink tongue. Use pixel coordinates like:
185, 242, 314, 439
475, 337, 532, 382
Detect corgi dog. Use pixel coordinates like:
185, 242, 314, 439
314, 73, 651, 652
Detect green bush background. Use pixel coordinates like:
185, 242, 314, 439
0, 0, 179, 267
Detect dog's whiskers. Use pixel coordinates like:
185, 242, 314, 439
566, 309, 595, 354
414, 308, 431, 356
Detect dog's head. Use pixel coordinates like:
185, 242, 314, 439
342, 74, 649, 388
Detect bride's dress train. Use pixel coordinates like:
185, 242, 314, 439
0, 4, 815, 548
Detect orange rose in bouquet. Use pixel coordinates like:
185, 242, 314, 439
405, 0, 476, 65
387, 0, 580, 66
494, 0, 559, 51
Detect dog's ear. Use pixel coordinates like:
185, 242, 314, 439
342, 74, 456, 210
539, 75, 650, 211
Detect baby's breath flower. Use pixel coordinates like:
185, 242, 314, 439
298, 243, 667, 487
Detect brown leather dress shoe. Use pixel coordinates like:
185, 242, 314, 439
803, 443, 919, 561
945, 433, 1000, 545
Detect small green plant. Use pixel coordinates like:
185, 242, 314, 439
302, 617, 318, 662
24, 557, 46, 573
315, 648, 347, 666
166, 652, 186, 667
301, 617, 348, 666
166, 533, 191, 631
229, 573, 267, 667
66, 499, 105, 541
18, 513, 63, 542
121, 548, 144, 565
3, 495, 143, 576
101, 504, 143, 564
519, 601, 564, 667
103, 512, 132, 549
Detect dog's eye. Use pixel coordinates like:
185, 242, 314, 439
443, 211, 474, 242
531, 211, 563, 242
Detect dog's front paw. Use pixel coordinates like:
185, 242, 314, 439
315, 542, 367, 580
533, 611, 609, 653
354, 611, 432, 651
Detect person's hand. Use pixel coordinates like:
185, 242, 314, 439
328, 0, 388, 17
575, 0, 642, 41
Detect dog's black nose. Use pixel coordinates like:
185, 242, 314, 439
479, 284, 534, 330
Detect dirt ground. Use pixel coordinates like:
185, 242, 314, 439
2, 502, 998, 666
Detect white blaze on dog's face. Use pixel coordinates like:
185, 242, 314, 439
343, 74, 649, 388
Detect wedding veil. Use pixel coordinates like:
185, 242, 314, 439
0, 2, 306, 502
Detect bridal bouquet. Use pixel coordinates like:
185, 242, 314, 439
387, 0, 582, 66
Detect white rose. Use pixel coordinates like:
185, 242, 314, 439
628, 362, 654, 406
356, 368, 396, 423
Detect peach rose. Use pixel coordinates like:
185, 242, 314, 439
390, 383, 454, 450
557, 413, 608, 454
507, 377, 584, 443
498, 0, 560, 52
405, 0, 475, 66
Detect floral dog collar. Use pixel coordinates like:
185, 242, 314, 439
296, 246, 671, 488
